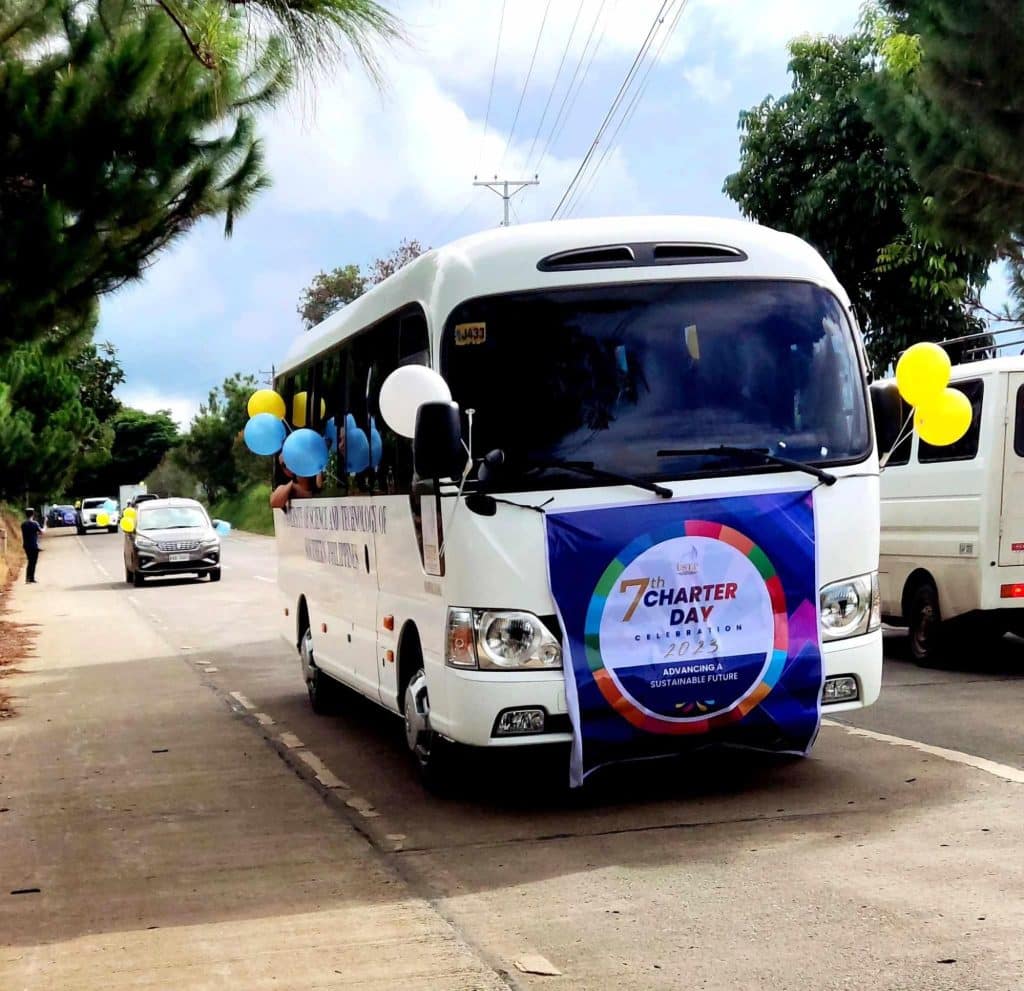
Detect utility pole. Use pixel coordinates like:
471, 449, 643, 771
473, 175, 539, 226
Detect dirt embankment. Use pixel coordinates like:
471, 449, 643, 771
0, 509, 30, 718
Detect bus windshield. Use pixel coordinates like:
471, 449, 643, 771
441, 279, 870, 490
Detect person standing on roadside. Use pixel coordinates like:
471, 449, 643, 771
21, 507, 43, 584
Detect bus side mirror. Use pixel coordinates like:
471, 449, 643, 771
414, 401, 466, 481
870, 380, 903, 455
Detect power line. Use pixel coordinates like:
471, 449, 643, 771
525, 0, 587, 171
535, 0, 614, 177
551, 0, 672, 219
565, 0, 689, 217
473, 176, 540, 227
477, 0, 508, 171
499, 0, 554, 171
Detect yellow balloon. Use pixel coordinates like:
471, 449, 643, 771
248, 389, 286, 420
914, 387, 972, 446
120, 516, 136, 533
895, 342, 951, 407
292, 391, 326, 428
123, 507, 137, 519
96, 512, 110, 527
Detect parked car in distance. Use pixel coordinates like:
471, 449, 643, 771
77, 497, 120, 534
126, 492, 161, 509
47, 505, 78, 528
123, 497, 221, 587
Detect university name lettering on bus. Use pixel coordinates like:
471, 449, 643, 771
285, 503, 387, 534
304, 538, 361, 570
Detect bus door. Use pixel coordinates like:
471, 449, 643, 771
999, 373, 1024, 566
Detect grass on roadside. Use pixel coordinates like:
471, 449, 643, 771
210, 483, 274, 537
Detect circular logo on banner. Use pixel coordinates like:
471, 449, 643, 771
584, 520, 789, 735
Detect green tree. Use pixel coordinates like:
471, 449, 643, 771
175, 373, 258, 501
69, 342, 126, 424
298, 264, 367, 329
0, 342, 101, 501
74, 408, 179, 492
0, 0, 398, 356
863, 1, 1024, 262
296, 239, 427, 330
723, 32, 991, 373
145, 451, 201, 500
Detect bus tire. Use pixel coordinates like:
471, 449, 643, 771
908, 582, 943, 666
301, 627, 339, 715
403, 668, 457, 794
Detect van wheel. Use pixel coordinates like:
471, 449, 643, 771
908, 583, 942, 665
403, 669, 457, 793
301, 627, 339, 715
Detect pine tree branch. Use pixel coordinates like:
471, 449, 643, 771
154, 0, 216, 69
952, 167, 1024, 193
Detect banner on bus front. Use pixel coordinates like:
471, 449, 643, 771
545, 490, 823, 786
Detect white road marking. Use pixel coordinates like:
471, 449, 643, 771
279, 732, 304, 749
253, 575, 274, 584
253, 712, 275, 727
823, 719, 1024, 784
203, 667, 218, 673
228, 691, 256, 711
296, 750, 349, 789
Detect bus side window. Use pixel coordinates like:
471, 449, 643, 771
319, 353, 350, 497
399, 310, 429, 367
274, 373, 297, 486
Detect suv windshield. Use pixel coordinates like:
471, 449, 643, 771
442, 279, 870, 490
137, 507, 208, 531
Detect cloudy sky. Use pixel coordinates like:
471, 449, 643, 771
100, 0, 974, 426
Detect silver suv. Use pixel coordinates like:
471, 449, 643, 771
123, 498, 222, 586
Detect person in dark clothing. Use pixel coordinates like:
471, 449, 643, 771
21, 507, 43, 584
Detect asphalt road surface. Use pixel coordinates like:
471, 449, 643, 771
26, 528, 1024, 989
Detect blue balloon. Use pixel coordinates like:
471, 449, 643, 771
215, 520, 232, 537
324, 416, 338, 450
282, 428, 328, 478
244, 413, 286, 456
102, 499, 117, 514
369, 416, 383, 469
345, 413, 370, 474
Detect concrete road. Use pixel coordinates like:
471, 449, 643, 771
5, 528, 1024, 990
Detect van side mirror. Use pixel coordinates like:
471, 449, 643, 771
870, 380, 904, 456
414, 401, 466, 481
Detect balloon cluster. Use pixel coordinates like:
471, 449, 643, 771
895, 343, 971, 447
120, 506, 137, 533
242, 389, 330, 478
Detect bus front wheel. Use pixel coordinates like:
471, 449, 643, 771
403, 669, 457, 793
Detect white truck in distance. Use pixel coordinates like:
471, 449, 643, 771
120, 484, 148, 510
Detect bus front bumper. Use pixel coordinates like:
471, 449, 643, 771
431, 629, 884, 748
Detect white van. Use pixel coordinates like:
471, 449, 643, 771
273, 216, 883, 786
877, 355, 1024, 663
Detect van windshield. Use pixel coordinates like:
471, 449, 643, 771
441, 279, 870, 490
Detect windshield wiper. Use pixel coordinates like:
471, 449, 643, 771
656, 446, 836, 486
530, 459, 672, 499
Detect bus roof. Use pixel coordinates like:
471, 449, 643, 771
279, 215, 848, 375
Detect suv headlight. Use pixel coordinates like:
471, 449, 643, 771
445, 608, 562, 670
820, 572, 880, 641
135, 535, 157, 551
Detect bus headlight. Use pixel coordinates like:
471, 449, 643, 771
819, 572, 880, 641
445, 609, 562, 670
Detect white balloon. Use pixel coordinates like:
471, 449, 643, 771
379, 366, 452, 439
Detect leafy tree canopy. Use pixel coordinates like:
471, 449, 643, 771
0, 0, 398, 356
73, 407, 180, 494
863, 0, 1024, 262
723, 32, 992, 374
297, 239, 427, 330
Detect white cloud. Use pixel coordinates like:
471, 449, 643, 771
118, 388, 201, 430
682, 62, 733, 103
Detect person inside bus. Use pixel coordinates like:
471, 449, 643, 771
269, 456, 323, 510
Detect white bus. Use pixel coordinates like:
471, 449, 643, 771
877, 355, 1024, 663
273, 216, 882, 787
